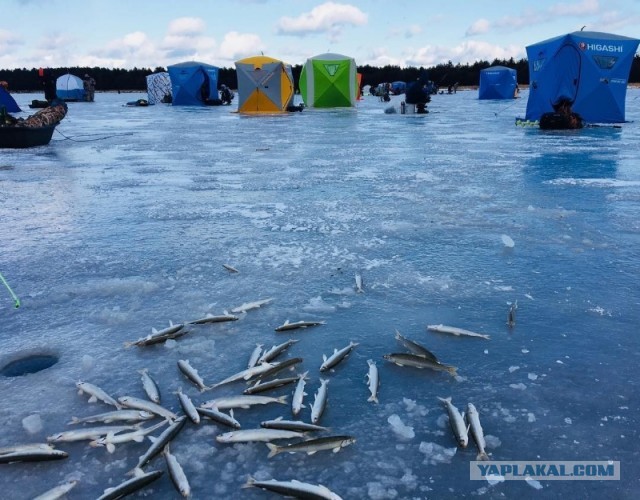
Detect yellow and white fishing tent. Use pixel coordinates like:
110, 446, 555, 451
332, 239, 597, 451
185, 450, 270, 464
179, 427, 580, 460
234, 55, 294, 113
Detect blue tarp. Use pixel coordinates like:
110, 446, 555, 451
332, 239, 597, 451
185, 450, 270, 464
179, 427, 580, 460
391, 81, 406, 94
0, 87, 21, 112
479, 66, 517, 100
525, 31, 639, 123
167, 61, 219, 106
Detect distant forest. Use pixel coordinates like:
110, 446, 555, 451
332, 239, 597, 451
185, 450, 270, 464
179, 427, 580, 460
2, 56, 640, 92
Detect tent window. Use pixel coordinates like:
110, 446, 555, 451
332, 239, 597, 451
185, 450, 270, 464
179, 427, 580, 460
592, 55, 618, 70
533, 58, 545, 72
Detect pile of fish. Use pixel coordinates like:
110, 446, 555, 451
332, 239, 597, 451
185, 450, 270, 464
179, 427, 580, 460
2, 271, 505, 498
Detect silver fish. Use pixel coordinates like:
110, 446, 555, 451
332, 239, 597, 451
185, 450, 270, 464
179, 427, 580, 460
209, 362, 276, 389
261, 416, 328, 433
466, 403, 489, 460
196, 406, 241, 429
222, 263, 239, 273
355, 272, 364, 293
76, 381, 121, 409
320, 342, 358, 372
427, 324, 491, 340
118, 396, 178, 421
201, 394, 287, 410
90, 420, 168, 454
311, 379, 329, 424
47, 425, 140, 443
383, 353, 458, 377
125, 322, 187, 348
187, 312, 239, 324
176, 388, 200, 424
366, 359, 379, 404
247, 343, 263, 368
394, 330, 440, 363
258, 339, 299, 364
133, 416, 187, 468
96, 469, 163, 500
244, 477, 343, 500
274, 320, 326, 332
438, 396, 468, 448
292, 371, 308, 417
266, 435, 355, 458
256, 358, 303, 381
244, 376, 299, 395
177, 359, 208, 391
507, 301, 518, 328
32, 479, 78, 500
68, 410, 154, 425
163, 445, 191, 498
0, 443, 68, 464
216, 428, 304, 443
139, 368, 161, 404
231, 297, 274, 313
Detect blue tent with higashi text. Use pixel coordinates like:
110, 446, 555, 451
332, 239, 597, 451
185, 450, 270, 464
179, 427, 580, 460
167, 61, 219, 106
525, 31, 639, 123
478, 66, 517, 100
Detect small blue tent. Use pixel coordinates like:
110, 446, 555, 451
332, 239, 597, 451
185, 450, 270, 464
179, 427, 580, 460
56, 73, 86, 101
0, 86, 21, 112
391, 81, 406, 95
479, 66, 517, 100
525, 31, 639, 123
167, 61, 219, 106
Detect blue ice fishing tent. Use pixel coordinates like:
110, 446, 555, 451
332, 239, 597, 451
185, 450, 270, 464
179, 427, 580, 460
56, 73, 86, 101
391, 81, 406, 95
525, 31, 639, 123
0, 86, 21, 112
478, 66, 517, 100
167, 61, 219, 106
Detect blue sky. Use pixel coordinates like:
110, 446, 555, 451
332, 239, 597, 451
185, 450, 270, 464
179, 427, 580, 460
1, 0, 639, 70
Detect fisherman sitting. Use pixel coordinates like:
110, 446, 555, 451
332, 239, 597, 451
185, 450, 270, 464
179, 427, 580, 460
220, 85, 234, 105
540, 96, 584, 130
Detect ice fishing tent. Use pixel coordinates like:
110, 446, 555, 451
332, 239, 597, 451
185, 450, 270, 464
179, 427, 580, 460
235, 55, 294, 113
0, 86, 21, 112
299, 53, 358, 108
478, 66, 517, 100
391, 81, 406, 95
167, 61, 219, 106
525, 31, 639, 123
56, 73, 85, 101
146, 72, 171, 105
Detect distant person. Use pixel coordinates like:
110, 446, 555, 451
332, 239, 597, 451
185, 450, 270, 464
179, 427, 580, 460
405, 76, 429, 113
220, 84, 233, 105
83, 74, 96, 102
39, 68, 57, 102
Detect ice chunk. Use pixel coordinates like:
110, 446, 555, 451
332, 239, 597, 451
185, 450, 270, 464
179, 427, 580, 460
367, 482, 398, 499
508, 366, 520, 373
22, 414, 43, 434
418, 441, 457, 465
527, 413, 536, 422
510, 383, 527, 390
528, 373, 538, 381
501, 234, 515, 248
565, 417, 573, 424
525, 476, 543, 489
303, 295, 336, 313
486, 474, 505, 485
484, 435, 501, 448
387, 414, 414, 440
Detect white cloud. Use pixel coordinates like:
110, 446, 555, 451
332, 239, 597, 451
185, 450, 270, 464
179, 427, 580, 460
404, 40, 524, 68
466, 18, 491, 36
549, 0, 599, 16
276, 2, 367, 39
167, 17, 206, 36
219, 31, 266, 61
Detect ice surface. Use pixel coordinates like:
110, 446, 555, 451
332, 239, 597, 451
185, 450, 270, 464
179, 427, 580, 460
387, 414, 415, 440
1, 89, 640, 498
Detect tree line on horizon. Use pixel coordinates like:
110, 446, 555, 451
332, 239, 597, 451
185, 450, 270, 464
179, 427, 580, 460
2, 56, 639, 93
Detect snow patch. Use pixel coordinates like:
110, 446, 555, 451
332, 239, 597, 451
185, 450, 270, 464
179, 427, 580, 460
387, 414, 414, 440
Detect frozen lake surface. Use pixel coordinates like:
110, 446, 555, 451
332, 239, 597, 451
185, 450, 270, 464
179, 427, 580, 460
1, 89, 640, 499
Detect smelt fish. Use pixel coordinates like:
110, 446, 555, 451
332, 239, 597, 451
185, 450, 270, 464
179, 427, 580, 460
427, 324, 490, 340
366, 359, 379, 404
320, 342, 358, 372
275, 320, 326, 332
96, 469, 163, 500
437, 396, 468, 448
76, 381, 121, 409
383, 353, 457, 377
266, 435, 355, 458
244, 477, 343, 500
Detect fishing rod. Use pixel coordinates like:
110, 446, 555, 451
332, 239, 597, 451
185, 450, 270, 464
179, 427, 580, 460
0, 270, 20, 308
494, 98, 521, 117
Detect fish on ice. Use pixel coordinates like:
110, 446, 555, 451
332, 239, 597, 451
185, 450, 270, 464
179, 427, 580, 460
76, 381, 122, 409
243, 477, 343, 500
355, 272, 364, 293
118, 396, 178, 421
383, 353, 458, 377
231, 298, 274, 313
216, 428, 305, 443
394, 330, 440, 363
466, 403, 490, 461
366, 359, 379, 404
139, 368, 161, 404
196, 407, 241, 429
258, 339, 299, 364
291, 371, 308, 417
438, 396, 469, 448
177, 359, 208, 391
187, 312, 239, 325
0, 443, 68, 464
133, 416, 188, 469
266, 435, 355, 458
261, 417, 328, 433
201, 394, 288, 411
274, 320, 326, 332
320, 342, 358, 372
96, 468, 163, 500
68, 410, 154, 425
311, 379, 329, 424
163, 445, 191, 498
124, 322, 188, 348
427, 324, 491, 340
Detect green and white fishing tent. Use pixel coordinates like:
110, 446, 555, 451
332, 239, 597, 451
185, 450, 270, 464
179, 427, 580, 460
299, 53, 358, 108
